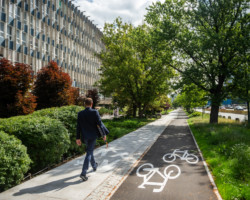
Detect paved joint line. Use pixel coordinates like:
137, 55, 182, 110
186, 120, 223, 200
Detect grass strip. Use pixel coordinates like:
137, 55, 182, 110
188, 114, 250, 200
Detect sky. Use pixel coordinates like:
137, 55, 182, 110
73, 0, 163, 30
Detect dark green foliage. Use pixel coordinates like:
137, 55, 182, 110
31, 105, 85, 156
146, 0, 249, 123
0, 131, 31, 192
97, 19, 173, 117
0, 116, 70, 172
0, 105, 157, 191
188, 111, 202, 118
96, 118, 155, 146
98, 107, 113, 116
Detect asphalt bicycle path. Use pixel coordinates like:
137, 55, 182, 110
110, 110, 218, 200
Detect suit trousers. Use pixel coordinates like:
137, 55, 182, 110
81, 138, 97, 175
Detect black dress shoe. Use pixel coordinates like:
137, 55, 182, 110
93, 163, 98, 171
80, 174, 88, 181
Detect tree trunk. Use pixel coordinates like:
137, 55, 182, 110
247, 100, 249, 125
138, 103, 143, 118
133, 104, 137, 118
209, 88, 224, 124
210, 104, 220, 123
142, 104, 147, 118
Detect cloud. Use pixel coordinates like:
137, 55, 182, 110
74, 0, 163, 30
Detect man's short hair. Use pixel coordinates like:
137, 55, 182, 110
85, 98, 93, 106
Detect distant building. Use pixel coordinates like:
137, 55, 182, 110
0, 0, 104, 94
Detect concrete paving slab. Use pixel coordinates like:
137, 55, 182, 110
0, 111, 177, 200
110, 110, 219, 200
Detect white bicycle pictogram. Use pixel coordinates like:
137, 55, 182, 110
163, 149, 199, 164
136, 163, 181, 193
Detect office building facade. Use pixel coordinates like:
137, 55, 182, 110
0, 0, 104, 94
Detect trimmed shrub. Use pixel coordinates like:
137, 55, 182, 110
188, 111, 202, 118
31, 105, 85, 156
98, 107, 113, 116
0, 131, 31, 192
0, 116, 70, 172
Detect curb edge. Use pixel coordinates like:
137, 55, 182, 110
186, 119, 223, 200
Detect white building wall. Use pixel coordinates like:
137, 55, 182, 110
0, 0, 104, 94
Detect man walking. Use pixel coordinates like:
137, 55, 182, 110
76, 98, 106, 181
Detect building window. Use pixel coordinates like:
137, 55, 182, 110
7, 26, 12, 40
22, 32, 27, 45
35, 40, 38, 49
46, 43, 49, 53
30, 28, 34, 36
36, 19, 39, 36
9, 3, 14, 18
16, 30, 20, 44
15, 5, 21, 21
42, 43, 45, 53
23, 12, 27, 25
30, 38, 33, 49
0, 22, 4, 38
16, 30, 21, 52
30, 16, 33, 28
0, 0, 5, 13
35, 0, 38, 8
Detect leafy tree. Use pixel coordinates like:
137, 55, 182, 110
173, 84, 208, 113
34, 61, 73, 110
146, 95, 172, 115
146, 0, 249, 123
97, 18, 174, 117
86, 88, 100, 109
0, 58, 36, 118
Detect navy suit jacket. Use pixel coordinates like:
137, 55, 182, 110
76, 107, 102, 141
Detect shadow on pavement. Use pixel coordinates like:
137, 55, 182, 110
13, 175, 81, 196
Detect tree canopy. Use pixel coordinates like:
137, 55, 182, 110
97, 18, 174, 117
33, 61, 74, 110
86, 89, 100, 109
0, 58, 36, 117
145, 0, 249, 123
173, 83, 208, 112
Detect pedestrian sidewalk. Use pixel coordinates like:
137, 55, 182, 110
0, 111, 178, 200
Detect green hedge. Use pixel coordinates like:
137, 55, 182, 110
31, 105, 85, 156
0, 131, 31, 192
98, 107, 113, 116
96, 118, 156, 146
188, 111, 202, 118
0, 116, 70, 172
